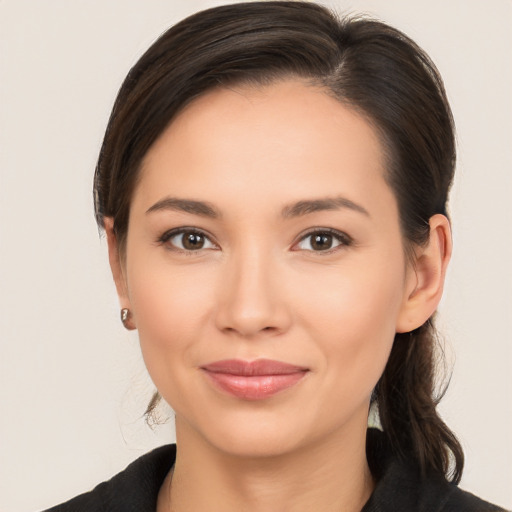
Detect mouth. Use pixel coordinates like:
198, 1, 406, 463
200, 359, 309, 401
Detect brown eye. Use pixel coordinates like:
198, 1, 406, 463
161, 229, 216, 252
295, 229, 351, 252
310, 233, 334, 251
182, 232, 205, 250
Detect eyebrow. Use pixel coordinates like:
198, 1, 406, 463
281, 196, 370, 218
146, 197, 221, 218
146, 195, 370, 219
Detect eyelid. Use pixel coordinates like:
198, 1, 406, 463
157, 226, 353, 255
291, 227, 353, 253
157, 227, 219, 253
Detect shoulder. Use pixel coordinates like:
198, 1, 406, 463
364, 428, 508, 512
364, 457, 508, 512
440, 486, 509, 512
41, 444, 176, 512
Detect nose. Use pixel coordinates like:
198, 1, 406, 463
214, 245, 292, 339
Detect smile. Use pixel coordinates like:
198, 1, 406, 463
200, 359, 309, 400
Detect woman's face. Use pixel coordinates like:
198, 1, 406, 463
116, 80, 418, 457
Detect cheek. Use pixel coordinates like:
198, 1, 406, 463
299, 255, 404, 336
126, 255, 217, 373
296, 256, 405, 388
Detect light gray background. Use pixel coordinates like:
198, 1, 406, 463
1, 1, 511, 510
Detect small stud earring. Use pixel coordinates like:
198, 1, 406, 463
120, 308, 135, 330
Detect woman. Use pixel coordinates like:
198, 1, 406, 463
41, 2, 507, 511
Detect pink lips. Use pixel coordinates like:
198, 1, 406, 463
201, 359, 308, 400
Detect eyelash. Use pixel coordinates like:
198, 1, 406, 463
157, 227, 217, 256
293, 228, 353, 254
157, 227, 353, 255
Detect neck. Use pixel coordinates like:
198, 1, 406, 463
160, 417, 374, 512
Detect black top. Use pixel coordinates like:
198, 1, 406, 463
42, 429, 507, 512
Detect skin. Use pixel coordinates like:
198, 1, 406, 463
106, 80, 451, 512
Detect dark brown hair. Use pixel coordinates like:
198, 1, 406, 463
94, 1, 463, 483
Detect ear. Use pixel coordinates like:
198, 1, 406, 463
104, 217, 136, 330
396, 214, 452, 333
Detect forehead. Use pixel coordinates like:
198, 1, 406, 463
135, 80, 394, 219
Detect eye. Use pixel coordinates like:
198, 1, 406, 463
294, 229, 352, 253
159, 228, 217, 252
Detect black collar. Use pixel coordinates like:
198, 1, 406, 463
44, 429, 505, 511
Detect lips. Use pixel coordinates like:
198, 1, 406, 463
200, 359, 309, 400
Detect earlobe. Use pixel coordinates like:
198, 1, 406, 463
104, 218, 136, 330
396, 214, 452, 333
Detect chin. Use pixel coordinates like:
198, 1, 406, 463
176, 403, 339, 461
208, 426, 309, 459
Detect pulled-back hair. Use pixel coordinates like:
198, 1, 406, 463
94, 1, 463, 483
